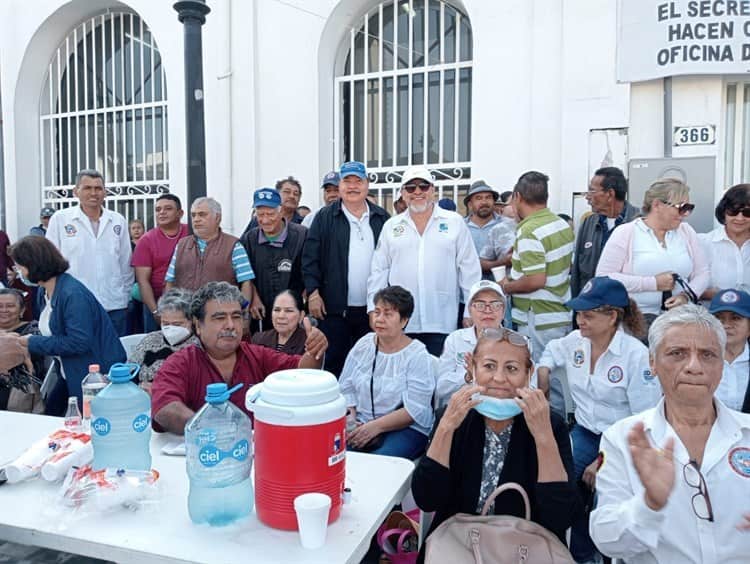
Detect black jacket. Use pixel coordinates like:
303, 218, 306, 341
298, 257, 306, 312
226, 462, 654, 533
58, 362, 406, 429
301, 200, 389, 315
411, 408, 580, 561
571, 201, 640, 296
240, 222, 307, 320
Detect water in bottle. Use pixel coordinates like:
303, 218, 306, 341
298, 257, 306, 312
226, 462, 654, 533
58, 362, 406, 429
90, 363, 152, 471
185, 383, 253, 526
82, 364, 109, 431
64, 397, 82, 430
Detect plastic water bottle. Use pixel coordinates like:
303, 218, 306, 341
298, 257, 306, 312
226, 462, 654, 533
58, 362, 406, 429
82, 364, 109, 431
185, 383, 253, 526
90, 363, 152, 471
64, 397, 82, 430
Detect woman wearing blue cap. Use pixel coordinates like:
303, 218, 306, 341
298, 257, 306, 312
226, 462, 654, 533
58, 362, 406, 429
708, 288, 750, 412
536, 276, 662, 564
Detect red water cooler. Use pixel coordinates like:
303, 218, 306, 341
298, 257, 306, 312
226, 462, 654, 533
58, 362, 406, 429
246, 369, 346, 530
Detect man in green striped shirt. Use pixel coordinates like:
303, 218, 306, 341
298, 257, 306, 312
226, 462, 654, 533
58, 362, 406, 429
499, 171, 574, 361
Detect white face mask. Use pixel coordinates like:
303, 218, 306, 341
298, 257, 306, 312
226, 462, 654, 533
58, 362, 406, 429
162, 325, 191, 346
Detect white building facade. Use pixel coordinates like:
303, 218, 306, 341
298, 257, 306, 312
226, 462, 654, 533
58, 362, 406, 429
0, 0, 745, 239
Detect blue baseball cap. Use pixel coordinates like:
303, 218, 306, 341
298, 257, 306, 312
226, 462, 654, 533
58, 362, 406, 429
709, 289, 750, 318
253, 187, 281, 209
438, 198, 457, 211
339, 161, 367, 180
321, 171, 340, 188
566, 276, 629, 311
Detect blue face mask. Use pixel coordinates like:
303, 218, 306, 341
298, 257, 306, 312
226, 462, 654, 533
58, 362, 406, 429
473, 394, 522, 421
15, 270, 37, 287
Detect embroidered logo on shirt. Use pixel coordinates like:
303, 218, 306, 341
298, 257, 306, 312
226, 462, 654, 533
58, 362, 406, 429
721, 291, 740, 304
393, 224, 406, 237
439, 222, 448, 233
455, 352, 466, 367
584, 241, 593, 249
581, 280, 593, 294
113, 224, 122, 236
64, 224, 77, 236
607, 366, 624, 383
573, 349, 585, 367
277, 259, 292, 272
729, 447, 750, 477
642, 369, 655, 383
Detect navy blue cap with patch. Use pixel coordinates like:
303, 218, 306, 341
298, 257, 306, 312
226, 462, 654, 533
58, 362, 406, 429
253, 187, 282, 208
565, 276, 629, 311
321, 171, 340, 188
339, 161, 367, 179
709, 289, 750, 318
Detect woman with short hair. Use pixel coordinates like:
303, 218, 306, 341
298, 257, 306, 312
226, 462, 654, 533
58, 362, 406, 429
412, 328, 579, 563
0, 288, 45, 412
339, 285, 435, 459
9, 236, 126, 415
128, 288, 198, 394
251, 290, 307, 355
699, 184, 750, 299
596, 178, 709, 321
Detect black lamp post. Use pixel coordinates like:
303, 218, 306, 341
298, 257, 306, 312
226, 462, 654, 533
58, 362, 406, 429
174, 0, 211, 219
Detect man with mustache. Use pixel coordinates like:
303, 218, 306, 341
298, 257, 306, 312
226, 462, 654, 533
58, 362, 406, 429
151, 281, 328, 434
464, 180, 507, 280
367, 165, 481, 356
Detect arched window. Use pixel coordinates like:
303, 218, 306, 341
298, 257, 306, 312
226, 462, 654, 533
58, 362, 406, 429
335, 0, 473, 213
40, 12, 169, 228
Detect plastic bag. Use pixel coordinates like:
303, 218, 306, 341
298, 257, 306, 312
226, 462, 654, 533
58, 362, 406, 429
58, 465, 161, 513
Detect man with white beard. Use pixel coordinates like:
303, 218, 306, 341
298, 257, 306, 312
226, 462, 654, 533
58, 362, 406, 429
367, 166, 481, 356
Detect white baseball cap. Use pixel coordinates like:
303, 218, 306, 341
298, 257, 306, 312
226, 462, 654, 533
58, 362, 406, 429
401, 165, 433, 186
467, 280, 506, 304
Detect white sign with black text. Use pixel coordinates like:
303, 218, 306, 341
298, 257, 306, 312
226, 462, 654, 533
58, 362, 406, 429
673, 124, 716, 146
618, 0, 750, 82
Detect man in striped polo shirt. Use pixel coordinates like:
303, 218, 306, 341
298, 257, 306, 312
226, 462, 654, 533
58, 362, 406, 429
499, 171, 574, 361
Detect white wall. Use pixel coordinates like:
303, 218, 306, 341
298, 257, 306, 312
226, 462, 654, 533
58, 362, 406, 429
0, 0, 734, 240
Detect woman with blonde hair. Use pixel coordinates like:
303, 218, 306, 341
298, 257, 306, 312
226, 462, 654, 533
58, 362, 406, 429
596, 178, 709, 323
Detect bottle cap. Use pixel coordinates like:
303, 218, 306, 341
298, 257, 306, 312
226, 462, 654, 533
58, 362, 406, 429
108, 363, 140, 383
89, 364, 100, 372
206, 382, 244, 404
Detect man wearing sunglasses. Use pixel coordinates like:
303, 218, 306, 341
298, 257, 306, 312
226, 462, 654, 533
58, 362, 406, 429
591, 305, 750, 562
571, 167, 640, 297
367, 165, 481, 356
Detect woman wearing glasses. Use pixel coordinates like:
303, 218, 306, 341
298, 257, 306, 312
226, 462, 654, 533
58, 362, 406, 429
536, 276, 661, 563
591, 305, 750, 562
435, 280, 508, 408
339, 285, 436, 459
596, 178, 709, 324
412, 327, 580, 561
698, 184, 750, 299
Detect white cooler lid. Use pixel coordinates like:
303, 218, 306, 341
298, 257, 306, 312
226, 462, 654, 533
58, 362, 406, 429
257, 369, 340, 407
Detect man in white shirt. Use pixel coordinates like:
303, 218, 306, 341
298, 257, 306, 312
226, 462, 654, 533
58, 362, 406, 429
591, 305, 750, 563
367, 165, 481, 356
302, 161, 390, 376
46, 169, 133, 336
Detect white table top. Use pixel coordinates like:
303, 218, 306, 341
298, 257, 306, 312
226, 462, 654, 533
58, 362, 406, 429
0, 412, 414, 563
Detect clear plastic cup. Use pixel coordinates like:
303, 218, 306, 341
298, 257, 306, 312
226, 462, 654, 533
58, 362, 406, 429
294, 493, 331, 549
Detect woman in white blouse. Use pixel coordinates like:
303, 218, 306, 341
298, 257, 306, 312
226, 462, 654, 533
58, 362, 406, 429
436, 280, 506, 408
699, 184, 750, 300
708, 288, 750, 412
596, 178, 709, 323
340, 285, 436, 459
537, 276, 662, 563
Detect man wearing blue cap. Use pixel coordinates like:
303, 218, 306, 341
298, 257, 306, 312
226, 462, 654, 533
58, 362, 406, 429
240, 188, 307, 326
242, 176, 305, 236
302, 161, 390, 376
709, 288, 750, 412
302, 171, 340, 228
